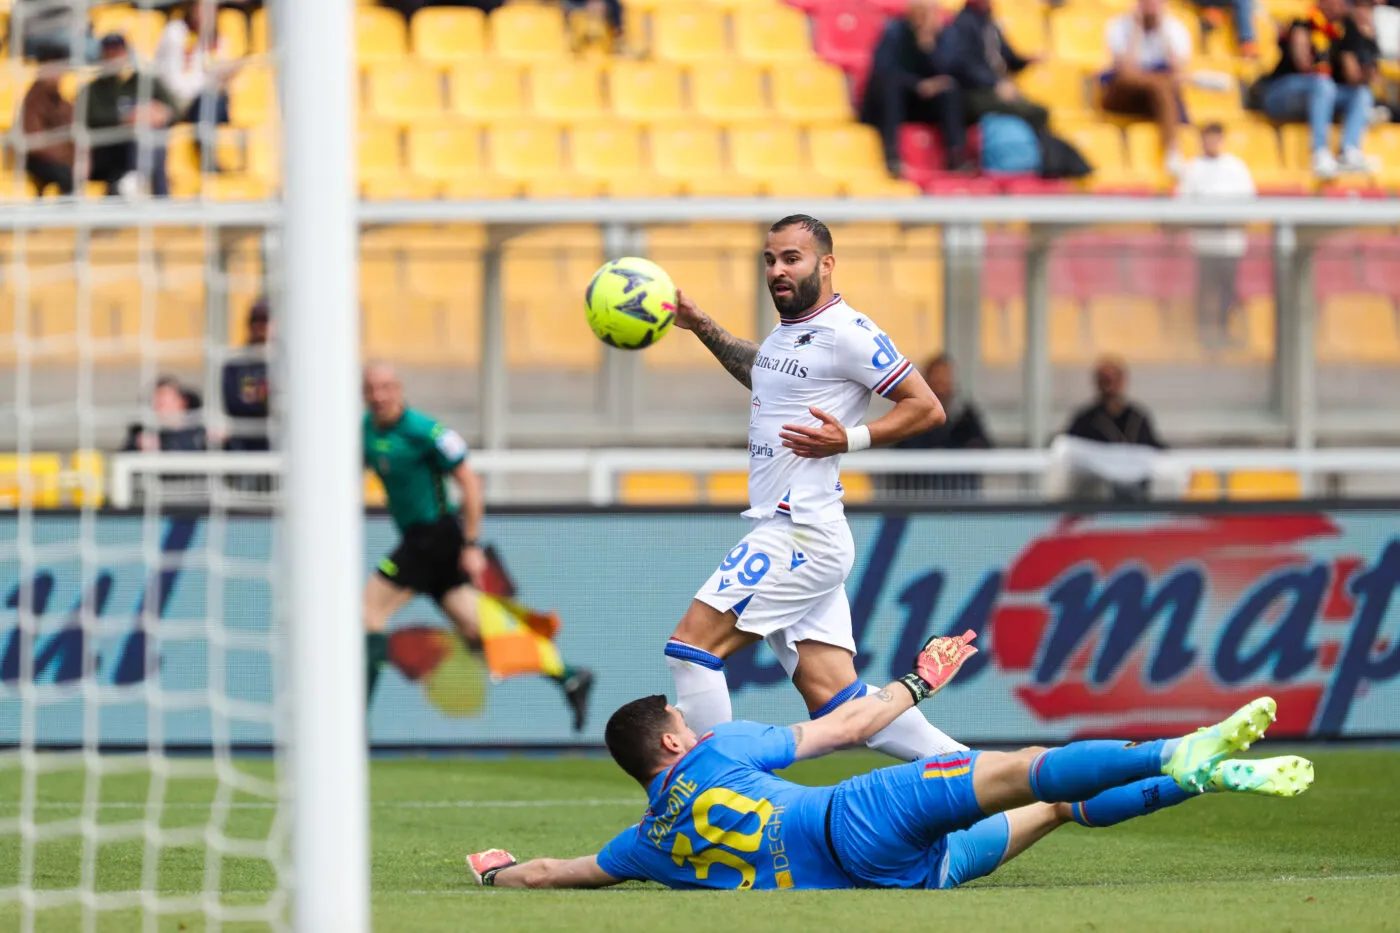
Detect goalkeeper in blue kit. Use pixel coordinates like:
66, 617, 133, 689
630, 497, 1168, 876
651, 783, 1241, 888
468, 631, 1313, 891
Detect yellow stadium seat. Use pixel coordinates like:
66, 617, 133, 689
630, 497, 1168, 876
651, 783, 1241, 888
571, 121, 674, 195
0, 63, 31, 132
733, 5, 814, 64
360, 254, 402, 299
407, 125, 482, 183
91, 7, 166, 59
1001, 8, 1049, 59
1088, 296, 1175, 361
363, 295, 461, 364
841, 473, 873, 503
362, 176, 442, 200
488, 120, 564, 186
364, 61, 445, 123
1049, 10, 1109, 70
229, 66, 276, 127
67, 450, 104, 507
1182, 80, 1244, 122
529, 62, 606, 123
1227, 470, 1302, 500
217, 9, 249, 58
0, 453, 62, 508
808, 124, 889, 187
203, 174, 273, 202
1050, 298, 1090, 364
608, 62, 687, 122
1233, 120, 1284, 170
359, 123, 403, 183
1125, 123, 1172, 187
411, 7, 487, 63
364, 470, 387, 507
1017, 62, 1090, 118
691, 62, 769, 124
356, 6, 408, 62
1362, 124, 1400, 174
653, 7, 728, 63
644, 226, 756, 367
705, 471, 749, 505
441, 176, 521, 199
619, 472, 699, 505
650, 122, 728, 192
1186, 470, 1223, 501
490, 2, 569, 62
730, 124, 810, 184
1318, 294, 1400, 363
772, 61, 853, 125
1058, 122, 1126, 173
1280, 123, 1334, 171
449, 62, 524, 121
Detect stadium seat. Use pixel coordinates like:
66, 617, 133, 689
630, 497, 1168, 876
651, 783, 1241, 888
645, 226, 756, 367
0, 452, 62, 508
363, 62, 445, 123
0, 63, 32, 133
730, 124, 812, 188
364, 470, 387, 507
572, 122, 678, 196
691, 63, 770, 123
734, 5, 817, 64
67, 450, 104, 507
407, 125, 482, 184
1088, 296, 1175, 361
1318, 293, 1400, 363
358, 124, 404, 184
772, 60, 855, 125
217, 9, 249, 58
490, 2, 569, 61
529, 62, 606, 123
1226, 470, 1302, 500
607, 62, 687, 123
619, 472, 699, 505
356, 6, 409, 62
808, 124, 890, 188
705, 471, 749, 505
449, 62, 525, 121
1049, 10, 1109, 70
1124, 123, 1173, 190
812, 0, 885, 74
1182, 80, 1245, 122
652, 7, 728, 63
250, 7, 269, 53
229, 66, 277, 127
411, 7, 487, 63
1233, 120, 1284, 171
488, 121, 565, 187
91, 7, 166, 59
1019, 64, 1091, 121
1186, 470, 1223, 500
649, 123, 733, 193
1001, 8, 1049, 59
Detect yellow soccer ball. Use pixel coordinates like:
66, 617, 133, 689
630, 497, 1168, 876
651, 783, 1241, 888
584, 256, 677, 350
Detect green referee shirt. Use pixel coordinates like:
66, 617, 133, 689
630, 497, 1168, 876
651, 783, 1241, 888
362, 408, 468, 533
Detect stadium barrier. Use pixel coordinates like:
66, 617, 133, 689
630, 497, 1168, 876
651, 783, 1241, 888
4, 504, 1398, 748
106, 447, 1400, 508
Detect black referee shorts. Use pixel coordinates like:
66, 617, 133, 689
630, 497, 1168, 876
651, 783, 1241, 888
376, 517, 471, 602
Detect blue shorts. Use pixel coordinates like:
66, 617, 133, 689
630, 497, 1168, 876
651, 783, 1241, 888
828, 751, 1008, 889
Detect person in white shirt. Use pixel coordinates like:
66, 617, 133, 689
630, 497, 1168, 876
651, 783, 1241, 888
1176, 122, 1257, 349
154, 2, 241, 133
663, 214, 966, 762
1102, 0, 1193, 176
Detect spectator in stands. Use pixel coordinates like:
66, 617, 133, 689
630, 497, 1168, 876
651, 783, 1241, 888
1258, 0, 1374, 177
1195, 0, 1259, 59
9, 0, 98, 62
1333, 0, 1383, 165
888, 354, 992, 498
1176, 122, 1256, 348
937, 0, 1048, 130
78, 33, 177, 198
1066, 355, 1166, 450
1101, 0, 1193, 177
155, 2, 243, 137
18, 46, 76, 197
860, 0, 967, 176
221, 298, 272, 454
123, 376, 208, 453
378, 0, 506, 21
563, 0, 626, 54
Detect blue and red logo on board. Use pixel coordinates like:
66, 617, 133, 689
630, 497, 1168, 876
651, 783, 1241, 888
730, 513, 1400, 738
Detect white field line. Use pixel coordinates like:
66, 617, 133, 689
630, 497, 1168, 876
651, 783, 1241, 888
0, 798, 643, 810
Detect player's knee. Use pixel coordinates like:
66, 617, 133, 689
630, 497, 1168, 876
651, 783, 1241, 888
1051, 801, 1075, 825
670, 600, 747, 657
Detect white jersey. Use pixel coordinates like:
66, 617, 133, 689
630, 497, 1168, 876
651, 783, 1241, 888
744, 294, 914, 525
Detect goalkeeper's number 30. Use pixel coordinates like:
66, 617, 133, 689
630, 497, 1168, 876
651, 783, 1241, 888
669, 788, 775, 890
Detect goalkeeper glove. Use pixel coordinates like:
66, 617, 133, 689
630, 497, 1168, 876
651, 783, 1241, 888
467, 849, 517, 886
898, 629, 979, 704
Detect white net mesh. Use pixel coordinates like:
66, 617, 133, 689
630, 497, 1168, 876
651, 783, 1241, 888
1, 5, 289, 930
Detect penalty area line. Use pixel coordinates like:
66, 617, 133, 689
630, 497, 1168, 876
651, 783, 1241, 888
0, 798, 643, 811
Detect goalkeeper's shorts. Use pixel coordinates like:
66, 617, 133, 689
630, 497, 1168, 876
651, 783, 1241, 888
376, 516, 471, 602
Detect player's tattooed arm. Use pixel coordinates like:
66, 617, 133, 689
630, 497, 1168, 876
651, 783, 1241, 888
692, 314, 759, 389
791, 682, 916, 762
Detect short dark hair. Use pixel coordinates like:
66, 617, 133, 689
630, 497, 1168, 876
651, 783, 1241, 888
604, 694, 675, 787
769, 214, 834, 257
1200, 121, 1225, 135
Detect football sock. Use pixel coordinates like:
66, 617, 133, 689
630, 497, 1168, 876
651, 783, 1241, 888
477, 594, 565, 678
365, 632, 388, 705
664, 640, 732, 733
1028, 739, 1174, 803
1070, 776, 1196, 828
859, 683, 968, 760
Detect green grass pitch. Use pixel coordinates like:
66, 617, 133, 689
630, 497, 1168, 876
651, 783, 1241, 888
2, 749, 1398, 932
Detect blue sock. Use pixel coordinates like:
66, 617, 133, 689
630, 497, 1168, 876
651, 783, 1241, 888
1027, 739, 1172, 803
1070, 776, 1195, 828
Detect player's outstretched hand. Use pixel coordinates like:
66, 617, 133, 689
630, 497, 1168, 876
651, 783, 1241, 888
672, 289, 705, 331
898, 630, 978, 704
779, 406, 850, 459
467, 848, 517, 886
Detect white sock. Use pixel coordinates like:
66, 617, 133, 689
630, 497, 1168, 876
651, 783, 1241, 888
863, 684, 967, 760
665, 643, 733, 734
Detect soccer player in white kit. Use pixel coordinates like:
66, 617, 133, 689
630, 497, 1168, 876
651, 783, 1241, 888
662, 214, 967, 760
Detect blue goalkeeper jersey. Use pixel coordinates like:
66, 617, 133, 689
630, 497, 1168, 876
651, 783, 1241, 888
595, 721, 850, 891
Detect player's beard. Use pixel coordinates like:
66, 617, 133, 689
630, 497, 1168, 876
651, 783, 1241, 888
771, 267, 823, 319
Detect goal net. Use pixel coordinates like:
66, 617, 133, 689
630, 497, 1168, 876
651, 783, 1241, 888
2, 2, 364, 931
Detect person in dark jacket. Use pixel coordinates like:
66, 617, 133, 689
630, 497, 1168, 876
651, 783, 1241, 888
221, 298, 271, 453
1066, 355, 1165, 449
888, 355, 992, 498
18, 45, 76, 196
124, 376, 208, 452
937, 0, 1049, 129
859, 0, 967, 175
77, 33, 177, 197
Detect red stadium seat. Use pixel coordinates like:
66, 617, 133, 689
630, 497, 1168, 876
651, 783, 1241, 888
813, 1, 886, 74
992, 175, 1074, 195
921, 175, 1000, 195
983, 231, 1028, 305
896, 123, 945, 187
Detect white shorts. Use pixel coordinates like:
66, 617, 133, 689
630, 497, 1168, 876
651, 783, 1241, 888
694, 516, 856, 676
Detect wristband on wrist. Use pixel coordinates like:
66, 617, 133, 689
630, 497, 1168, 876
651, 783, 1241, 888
897, 672, 933, 704
480, 865, 507, 886
845, 424, 872, 453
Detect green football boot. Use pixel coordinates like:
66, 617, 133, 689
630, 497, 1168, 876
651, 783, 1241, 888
1164, 697, 1277, 792
1207, 756, 1314, 797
